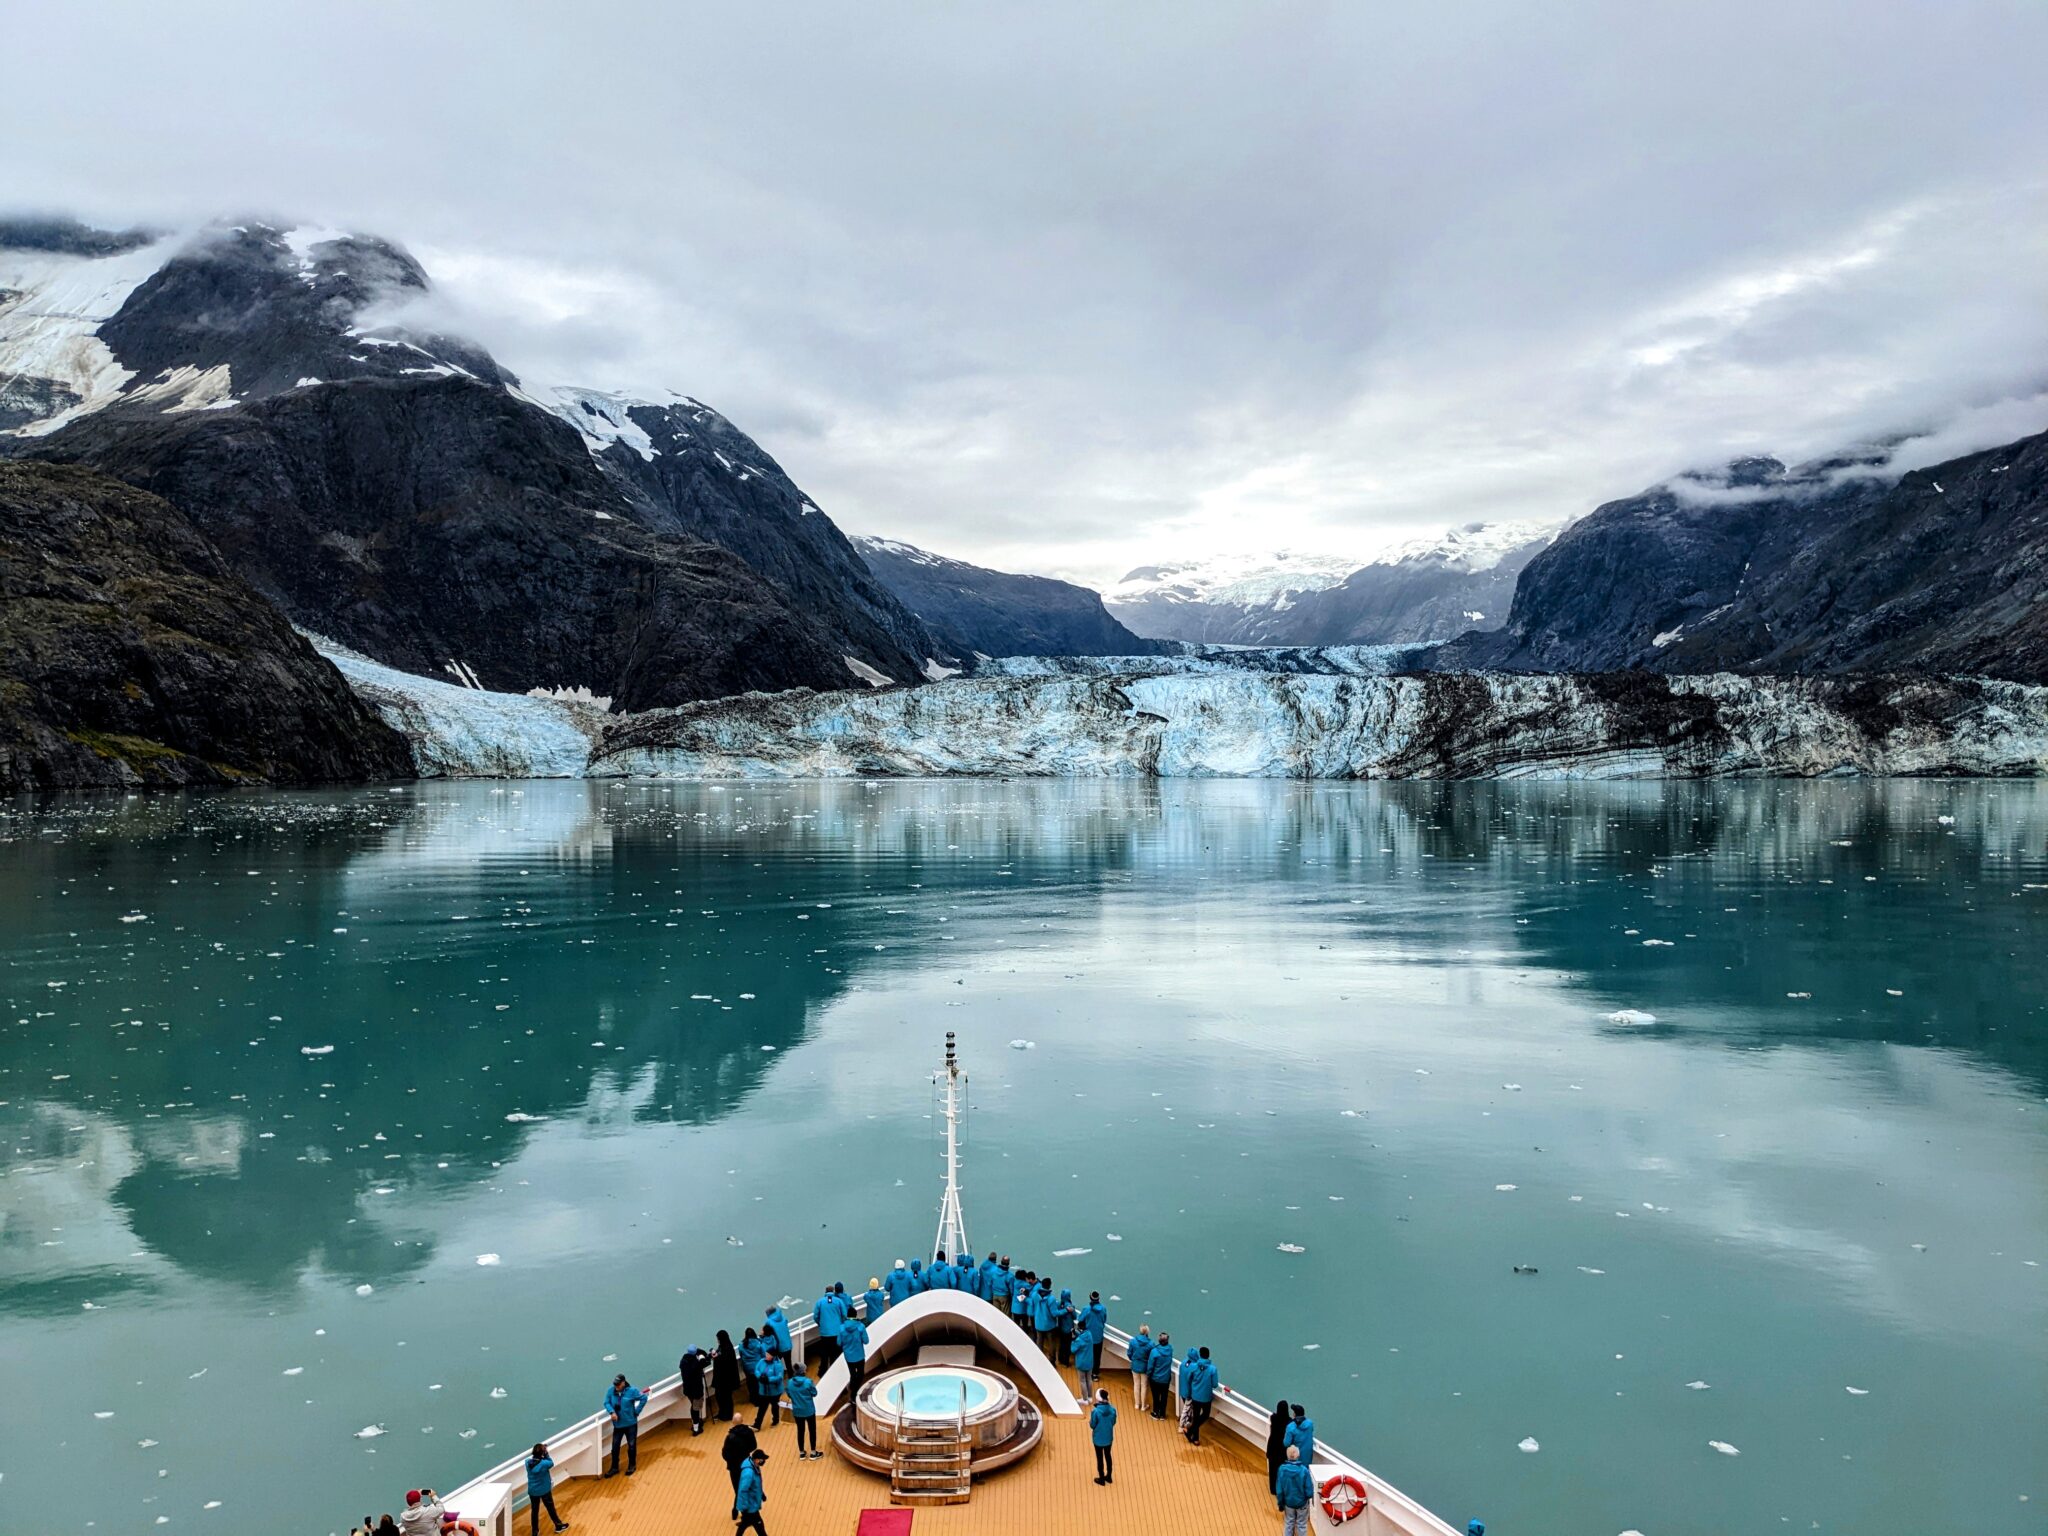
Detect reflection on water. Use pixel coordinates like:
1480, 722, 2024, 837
1, 780, 2043, 1536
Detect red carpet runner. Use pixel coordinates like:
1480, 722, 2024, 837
855, 1511, 914, 1536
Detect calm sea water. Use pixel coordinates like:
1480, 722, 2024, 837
2, 779, 2043, 1536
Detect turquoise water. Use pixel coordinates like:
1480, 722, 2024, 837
883, 1370, 994, 1416
1, 779, 2043, 1536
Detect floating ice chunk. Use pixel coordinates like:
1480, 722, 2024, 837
1605, 1009, 1658, 1026
138, 1439, 158, 1447
1642, 939, 1674, 947
1577, 1267, 1606, 1275
1885, 988, 1903, 996
1495, 1184, 1518, 1192
94, 1411, 115, 1419
726, 1236, 745, 1247
354, 1284, 374, 1296
1339, 1109, 1361, 1117
1685, 1380, 1711, 1390
120, 912, 147, 923
505, 1112, 547, 1123
1845, 1386, 1870, 1395
300, 1045, 335, 1056
459, 1429, 477, 1439
1302, 1343, 1321, 1351
1009, 1039, 1036, 1050
489, 1387, 507, 1399
282, 1366, 304, 1376
1936, 814, 1955, 825
1106, 1233, 1123, 1241
1518, 1437, 1540, 1453
1054, 1247, 1093, 1257
1708, 1440, 1740, 1455
1786, 991, 1811, 999
1277, 1242, 1307, 1254
354, 1424, 387, 1439
1502, 1083, 1522, 1091
475, 1253, 501, 1267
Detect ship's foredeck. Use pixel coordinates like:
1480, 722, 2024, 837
551, 1359, 1275, 1536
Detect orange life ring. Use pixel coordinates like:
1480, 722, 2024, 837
1319, 1473, 1368, 1523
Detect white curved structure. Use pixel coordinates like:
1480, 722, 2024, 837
815, 1289, 1081, 1417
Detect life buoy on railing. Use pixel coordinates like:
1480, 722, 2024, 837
1319, 1473, 1368, 1523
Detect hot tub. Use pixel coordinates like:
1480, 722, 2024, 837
854, 1363, 1021, 1450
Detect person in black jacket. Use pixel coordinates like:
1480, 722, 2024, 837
720, 1421, 759, 1516
1265, 1399, 1292, 1492
679, 1347, 710, 1436
712, 1330, 741, 1422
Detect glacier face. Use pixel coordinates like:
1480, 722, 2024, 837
317, 643, 2048, 782
974, 644, 1422, 679
593, 671, 2048, 781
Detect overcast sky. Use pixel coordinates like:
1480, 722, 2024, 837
7, 2, 2046, 584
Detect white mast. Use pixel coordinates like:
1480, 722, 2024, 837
934, 1032, 969, 1261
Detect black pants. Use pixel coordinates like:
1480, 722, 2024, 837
715, 1387, 735, 1420
737, 1513, 767, 1536
794, 1415, 817, 1454
817, 1338, 839, 1372
1150, 1382, 1170, 1417
1094, 1444, 1113, 1482
528, 1491, 563, 1535
608, 1421, 638, 1473
845, 1358, 866, 1393
726, 1461, 743, 1514
753, 1396, 781, 1429
1186, 1400, 1211, 1441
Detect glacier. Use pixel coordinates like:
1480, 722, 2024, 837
318, 642, 2048, 782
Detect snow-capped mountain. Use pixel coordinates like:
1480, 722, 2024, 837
851, 535, 1168, 662
0, 215, 943, 714
1105, 524, 1556, 645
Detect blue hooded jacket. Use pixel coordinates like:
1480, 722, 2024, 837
1276, 1460, 1314, 1510
1081, 1299, 1108, 1345
862, 1285, 887, 1321
1147, 1343, 1174, 1385
739, 1333, 766, 1377
785, 1373, 818, 1418
756, 1356, 786, 1397
885, 1266, 915, 1306
1184, 1353, 1217, 1403
1284, 1416, 1315, 1465
763, 1307, 793, 1355
1010, 1284, 1030, 1320
908, 1259, 927, 1293
1029, 1285, 1057, 1333
988, 1263, 1012, 1305
1126, 1333, 1154, 1374
1072, 1329, 1097, 1372
604, 1383, 648, 1426
1089, 1401, 1117, 1446
525, 1454, 553, 1499
735, 1461, 765, 1514
1056, 1289, 1076, 1338
839, 1316, 870, 1363
812, 1292, 843, 1343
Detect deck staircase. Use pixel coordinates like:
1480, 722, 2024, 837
889, 1421, 973, 1505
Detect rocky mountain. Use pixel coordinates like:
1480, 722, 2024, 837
1106, 525, 1555, 646
1435, 430, 2048, 682
0, 217, 943, 705
0, 461, 414, 789
850, 535, 1169, 662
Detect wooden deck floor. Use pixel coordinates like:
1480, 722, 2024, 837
553, 1367, 1277, 1536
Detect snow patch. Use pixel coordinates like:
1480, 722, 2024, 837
843, 656, 894, 688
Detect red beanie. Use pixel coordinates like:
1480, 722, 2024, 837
406, 1491, 422, 1505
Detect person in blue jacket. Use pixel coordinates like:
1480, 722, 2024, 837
884, 1259, 915, 1307
1072, 1319, 1099, 1401
739, 1327, 766, 1404
811, 1289, 844, 1371
1276, 1445, 1315, 1536
784, 1363, 821, 1460
1029, 1278, 1058, 1354
1010, 1271, 1033, 1327
988, 1255, 1013, 1308
524, 1441, 567, 1535
838, 1311, 872, 1393
1182, 1346, 1217, 1444
862, 1276, 888, 1323
1081, 1291, 1108, 1356
762, 1304, 793, 1359
1126, 1325, 1155, 1413
1054, 1288, 1077, 1365
603, 1373, 647, 1477
752, 1351, 787, 1430
907, 1258, 927, 1293
1146, 1331, 1174, 1417
1283, 1403, 1315, 1468
734, 1449, 769, 1536
1088, 1387, 1117, 1486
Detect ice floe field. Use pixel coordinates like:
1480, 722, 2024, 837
0, 777, 2043, 1536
